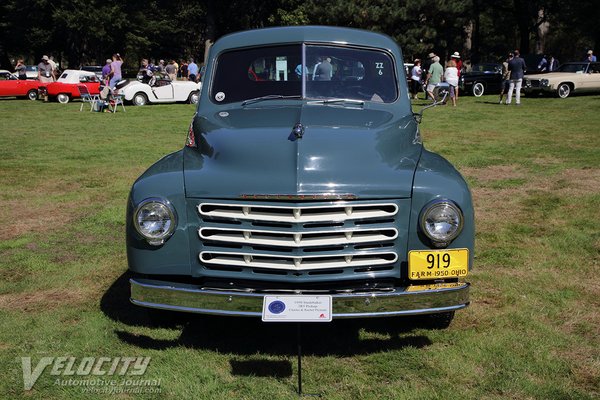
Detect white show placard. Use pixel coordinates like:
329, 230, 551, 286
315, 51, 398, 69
262, 295, 332, 322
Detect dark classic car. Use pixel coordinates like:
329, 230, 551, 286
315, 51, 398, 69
524, 62, 600, 98
459, 63, 503, 96
126, 26, 474, 327
0, 69, 40, 100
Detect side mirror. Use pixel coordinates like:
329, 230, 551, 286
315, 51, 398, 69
413, 82, 450, 124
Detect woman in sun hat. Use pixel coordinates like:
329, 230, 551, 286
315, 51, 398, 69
450, 51, 462, 97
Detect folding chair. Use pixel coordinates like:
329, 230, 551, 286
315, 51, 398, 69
108, 90, 126, 113
78, 85, 99, 112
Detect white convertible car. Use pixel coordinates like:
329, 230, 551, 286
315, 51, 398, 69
121, 77, 201, 106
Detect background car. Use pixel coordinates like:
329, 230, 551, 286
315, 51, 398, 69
459, 63, 503, 96
523, 62, 600, 98
0, 69, 40, 100
121, 75, 201, 106
40, 69, 100, 103
24, 65, 39, 79
80, 65, 103, 80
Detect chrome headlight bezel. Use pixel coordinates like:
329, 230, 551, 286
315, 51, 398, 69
419, 199, 464, 248
540, 79, 549, 87
132, 198, 177, 246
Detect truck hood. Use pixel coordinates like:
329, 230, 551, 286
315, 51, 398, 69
183, 104, 422, 199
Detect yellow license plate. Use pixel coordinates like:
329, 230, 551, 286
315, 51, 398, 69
408, 249, 469, 280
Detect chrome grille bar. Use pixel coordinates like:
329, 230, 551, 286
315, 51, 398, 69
199, 227, 398, 247
198, 202, 398, 223
199, 251, 398, 271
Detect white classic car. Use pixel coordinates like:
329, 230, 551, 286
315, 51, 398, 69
524, 62, 600, 98
120, 76, 201, 106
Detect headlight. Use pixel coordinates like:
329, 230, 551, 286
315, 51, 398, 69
540, 79, 549, 86
419, 199, 463, 247
133, 198, 177, 246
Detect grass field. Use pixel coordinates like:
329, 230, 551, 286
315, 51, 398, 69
0, 94, 599, 399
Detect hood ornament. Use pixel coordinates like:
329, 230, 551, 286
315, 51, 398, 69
288, 122, 305, 141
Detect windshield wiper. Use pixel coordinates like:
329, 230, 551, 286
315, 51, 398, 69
307, 98, 365, 106
241, 95, 301, 106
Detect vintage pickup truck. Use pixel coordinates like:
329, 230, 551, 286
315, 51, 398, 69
127, 26, 474, 328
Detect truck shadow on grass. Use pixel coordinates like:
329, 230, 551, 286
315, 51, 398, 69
102, 272, 436, 360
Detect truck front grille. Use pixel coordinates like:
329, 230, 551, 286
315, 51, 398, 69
196, 201, 401, 279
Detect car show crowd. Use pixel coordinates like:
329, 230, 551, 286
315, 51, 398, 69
2, 47, 598, 106
408, 48, 598, 104
0, 53, 203, 109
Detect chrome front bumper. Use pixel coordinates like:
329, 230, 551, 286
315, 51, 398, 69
130, 278, 470, 318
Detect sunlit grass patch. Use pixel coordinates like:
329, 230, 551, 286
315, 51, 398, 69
0, 95, 598, 399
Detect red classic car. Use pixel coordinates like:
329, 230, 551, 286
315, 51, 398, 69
41, 69, 101, 103
0, 70, 40, 100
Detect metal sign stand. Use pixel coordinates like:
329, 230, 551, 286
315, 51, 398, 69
261, 295, 331, 397
296, 323, 321, 398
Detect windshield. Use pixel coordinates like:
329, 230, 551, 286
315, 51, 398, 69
557, 63, 589, 73
211, 44, 398, 104
471, 64, 500, 73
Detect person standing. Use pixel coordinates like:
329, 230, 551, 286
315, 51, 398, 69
139, 59, 157, 84
165, 60, 177, 81
450, 52, 462, 97
101, 58, 112, 84
444, 59, 459, 107
173, 60, 179, 78
585, 50, 597, 62
15, 59, 27, 80
109, 53, 123, 88
499, 53, 513, 104
410, 59, 422, 99
422, 53, 435, 83
38, 55, 54, 83
188, 58, 199, 82
537, 55, 548, 72
507, 49, 526, 105
314, 57, 332, 80
425, 55, 443, 102
48, 55, 58, 80
451, 52, 463, 73
547, 55, 559, 71
38, 55, 53, 101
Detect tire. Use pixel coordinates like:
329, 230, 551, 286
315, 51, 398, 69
188, 90, 199, 104
557, 83, 571, 98
27, 89, 38, 101
472, 82, 485, 97
57, 93, 70, 104
133, 92, 148, 106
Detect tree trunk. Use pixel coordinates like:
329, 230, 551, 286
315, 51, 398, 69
514, 0, 531, 53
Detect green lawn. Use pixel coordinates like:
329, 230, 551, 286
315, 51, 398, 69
0, 95, 598, 399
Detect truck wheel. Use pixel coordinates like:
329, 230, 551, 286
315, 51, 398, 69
27, 89, 38, 101
57, 93, 70, 104
472, 82, 485, 97
133, 93, 148, 106
189, 91, 199, 104
557, 83, 571, 98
